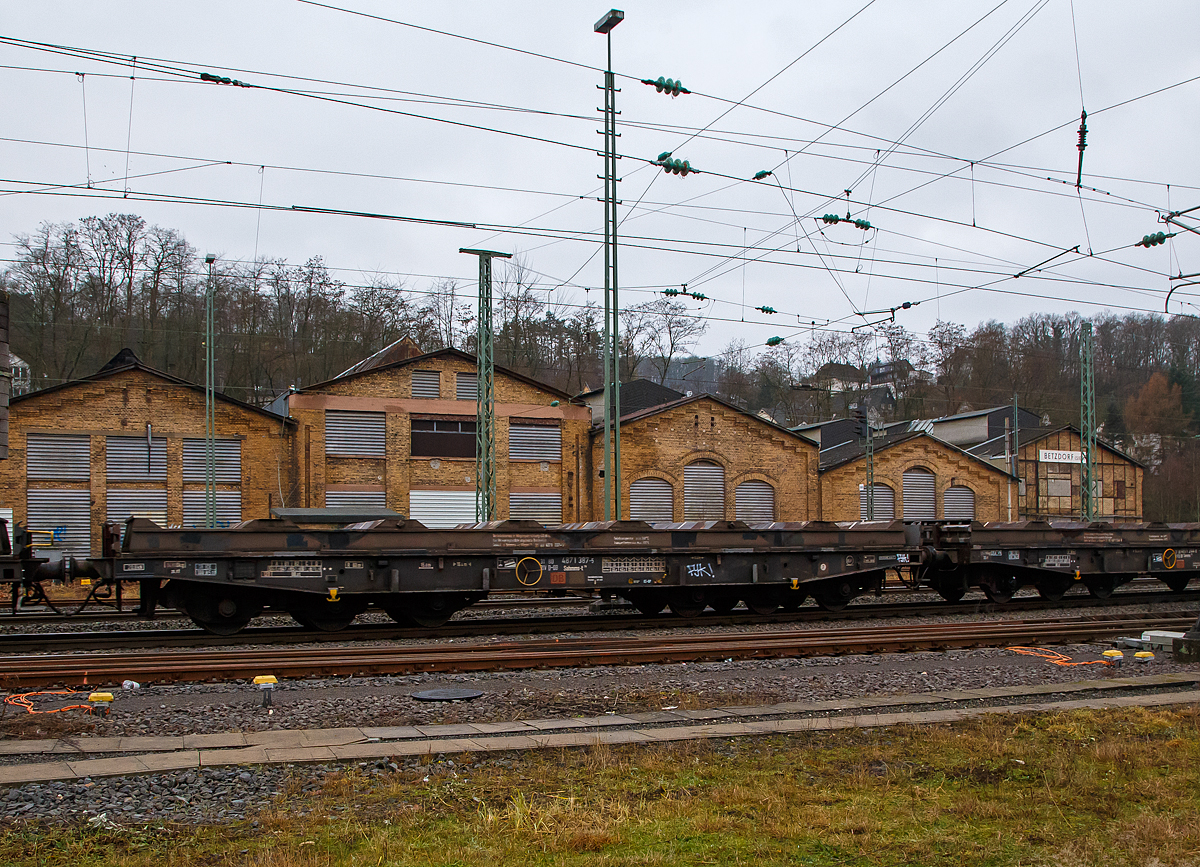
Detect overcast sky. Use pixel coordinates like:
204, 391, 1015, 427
2, 1, 1198, 360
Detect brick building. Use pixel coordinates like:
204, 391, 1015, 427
0, 350, 295, 555
588, 394, 819, 522
968, 425, 1144, 521
820, 429, 1017, 521
279, 348, 590, 526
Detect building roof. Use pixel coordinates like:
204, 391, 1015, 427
934, 405, 1034, 423
819, 429, 1017, 478
967, 423, 1146, 468
595, 391, 815, 446
577, 379, 685, 415
12, 349, 294, 424
295, 347, 573, 400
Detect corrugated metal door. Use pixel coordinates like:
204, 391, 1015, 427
902, 469, 936, 520
735, 480, 775, 523
325, 411, 386, 456
508, 423, 561, 460
182, 439, 242, 482
183, 491, 243, 526
105, 436, 167, 481
684, 461, 725, 520
324, 490, 387, 510
455, 372, 478, 401
411, 370, 441, 399
858, 484, 896, 519
508, 491, 563, 525
26, 434, 90, 480
106, 489, 168, 525
409, 490, 478, 528
26, 489, 91, 556
629, 477, 673, 522
943, 485, 976, 520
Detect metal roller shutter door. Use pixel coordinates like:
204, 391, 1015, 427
902, 470, 936, 520
106, 437, 167, 481
858, 484, 896, 519
183, 491, 244, 527
325, 411, 386, 456
944, 485, 976, 520
182, 439, 242, 483
26, 434, 90, 480
629, 478, 674, 523
409, 490, 478, 528
684, 461, 725, 520
411, 370, 441, 399
26, 489, 91, 556
735, 480, 775, 523
508, 424, 561, 461
325, 490, 387, 510
106, 489, 167, 525
455, 373, 479, 401
509, 492, 563, 525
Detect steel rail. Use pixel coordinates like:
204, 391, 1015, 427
2, 613, 1192, 687
1, 591, 1195, 655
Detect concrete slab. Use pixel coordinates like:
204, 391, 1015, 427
182, 732, 249, 750
592, 730, 656, 746
414, 724, 480, 738
329, 743, 403, 761
66, 756, 153, 779
244, 731, 307, 748
421, 738, 486, 754
117, 736, 188, 754
521, 717, 597, 731
0, 761, 73, 785
301, 728, 367, 747
623, 711, 689, 724
723, 706, 773, 717
138, 751, 201, 773
50, 737, 124, 754
0, 739, 58, 756
263, 747, 336, 764
467, 721, 537, 735
472, 735, 542, 752
671, 708, 736, 720
359, 726, 423, 740
199, 746, 269, 766
571, 715, 639, 728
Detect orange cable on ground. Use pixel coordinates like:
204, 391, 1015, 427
1007, 646, 1112, 667
3, 689, 94, 714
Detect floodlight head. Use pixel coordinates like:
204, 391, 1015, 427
205, 254, 216, 265
594, 9, 624, 33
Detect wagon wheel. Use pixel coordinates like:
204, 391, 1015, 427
1162, 573, 1190, 593
1084, 576, 1117, 599
1036, 577, 1072, 602
934, 578, 966, 603
625, 592, 667, 616
182, 589, 260, 636
814, 579, 856, 612
667, 588, 707, 618
706, 592, 739, 614
406, 593, 460, 628
742, 589, 780, 616
289, 598, 366, 632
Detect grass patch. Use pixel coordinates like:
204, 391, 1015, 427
3, 705, 1199, 865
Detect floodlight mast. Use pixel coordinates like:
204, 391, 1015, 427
596, 8, 623, 520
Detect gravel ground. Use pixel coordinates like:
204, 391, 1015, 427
1, 589, 1196, 828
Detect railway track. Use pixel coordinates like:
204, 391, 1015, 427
3, 612, 1192, 687
1, 589, 1195, 654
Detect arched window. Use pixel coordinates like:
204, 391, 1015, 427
859, 483, 896, 520
684, 461, 725, 520
902, 468, 936, 520
944, 485, 976, 520
629, 477, 674, 523
735, 480, 775, 523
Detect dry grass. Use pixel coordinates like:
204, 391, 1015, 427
3, 705, 1200, 865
